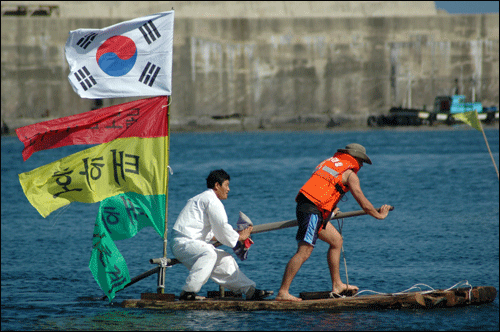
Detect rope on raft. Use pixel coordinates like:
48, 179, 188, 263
354, 280, 473, 302
334, 213, 472, 303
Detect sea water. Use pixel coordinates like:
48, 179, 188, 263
1, 128, 499, 331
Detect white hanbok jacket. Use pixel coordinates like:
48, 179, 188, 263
172, 189, 239, 246
171, 189, 255, 294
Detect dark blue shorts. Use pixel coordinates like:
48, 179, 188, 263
296, 210, 324, 246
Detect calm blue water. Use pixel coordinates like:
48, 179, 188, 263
2, 128, 499, 331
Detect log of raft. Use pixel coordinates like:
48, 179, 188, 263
121, 286, 496, 311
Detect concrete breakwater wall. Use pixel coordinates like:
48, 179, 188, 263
1, 12, 499, 131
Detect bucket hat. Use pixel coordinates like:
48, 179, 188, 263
337, 143, 372, 165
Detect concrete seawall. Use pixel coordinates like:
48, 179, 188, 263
1, 2, 498, 131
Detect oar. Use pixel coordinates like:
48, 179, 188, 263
251, 206, 394, 234
175, 206, 394, 251
96, 206, 392, 300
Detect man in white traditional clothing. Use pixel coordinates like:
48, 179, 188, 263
171, 169, 273, 301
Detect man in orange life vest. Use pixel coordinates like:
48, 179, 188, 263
275, 143, 392, 302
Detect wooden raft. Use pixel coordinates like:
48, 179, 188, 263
121, 286, 496, 311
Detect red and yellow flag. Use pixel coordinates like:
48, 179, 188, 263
17, 97, 169, 218
16, 96, 168, 161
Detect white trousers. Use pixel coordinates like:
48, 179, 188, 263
171, 239, 256, 294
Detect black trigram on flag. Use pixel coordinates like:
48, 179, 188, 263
139, 20, 161, 45
138, 62, 161, 87
74, 66, 97, 91
76, 32, 98, 50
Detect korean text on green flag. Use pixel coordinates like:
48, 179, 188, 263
89, 192, 165, 302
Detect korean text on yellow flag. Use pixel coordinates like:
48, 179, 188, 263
18, 136, 167, 218
453, 110, 482, 131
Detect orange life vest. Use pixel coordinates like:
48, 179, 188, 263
297, 152, 360, 220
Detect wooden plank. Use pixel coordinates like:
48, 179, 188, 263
300, 289, 358, 300
207, 290, 243, 298
141, 293, 175, 301
121, 286, 497, 311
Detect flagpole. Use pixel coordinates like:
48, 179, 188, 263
455, 111, 499, 181
164, 96, 171, 286
478, 121, 499, 180
159, 96, 171, 293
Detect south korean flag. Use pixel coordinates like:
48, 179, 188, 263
65, 11, 174, 99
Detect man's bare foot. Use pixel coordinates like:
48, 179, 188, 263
332, 283, 359, 296
275, 291, 302, 302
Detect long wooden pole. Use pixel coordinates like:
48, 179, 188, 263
163, 99, 171, 258
479, 122, 499, 180
250, 207, 393, 234
159, 98, 171, 294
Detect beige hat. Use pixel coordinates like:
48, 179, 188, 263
337, 143, 372, 165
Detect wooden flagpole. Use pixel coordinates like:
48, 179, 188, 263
454, 111, 498, 180
159, 96, 171, 293
478, 120, 499, 180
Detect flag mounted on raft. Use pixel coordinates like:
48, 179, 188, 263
17, 96, 169, 218
17, 96, 171, 301
65, 10, 174, 99
18, 9, 176, 302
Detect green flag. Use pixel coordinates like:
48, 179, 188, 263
452, 110, 482, 131
89, 192, 166, 302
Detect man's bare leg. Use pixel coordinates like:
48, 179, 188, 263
319, 223, 358, 294
275, 242, 313, 301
